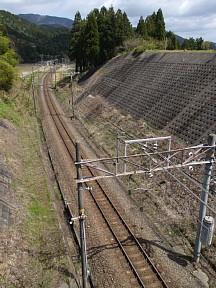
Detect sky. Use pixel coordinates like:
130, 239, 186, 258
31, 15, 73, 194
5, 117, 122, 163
0, 0, 216, 42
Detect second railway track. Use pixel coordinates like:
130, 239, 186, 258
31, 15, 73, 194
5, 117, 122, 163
41, 71, 170, 288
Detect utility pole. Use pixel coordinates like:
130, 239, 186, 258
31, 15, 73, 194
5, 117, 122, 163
76, 142, 88, 288
69, 70, 79, 117
54, 65, 57, 89
70, 72, 75, 118
194, 134, 216, 262
31, 67, 36, 114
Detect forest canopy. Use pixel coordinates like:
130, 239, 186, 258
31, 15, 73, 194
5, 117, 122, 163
69, 7, 178, 71
69, 6, 214, 72
69, 6, 133, 71
0, 10, 70, 63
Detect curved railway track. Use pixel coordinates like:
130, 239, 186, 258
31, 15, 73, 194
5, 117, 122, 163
42, 72, 170, 288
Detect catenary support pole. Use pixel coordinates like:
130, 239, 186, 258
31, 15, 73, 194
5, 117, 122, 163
194, 134, 216, 262
76, 142, 88, 288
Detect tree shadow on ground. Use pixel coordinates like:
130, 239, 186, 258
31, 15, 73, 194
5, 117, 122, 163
87, 235, 192, 267
135, 236, 192, 267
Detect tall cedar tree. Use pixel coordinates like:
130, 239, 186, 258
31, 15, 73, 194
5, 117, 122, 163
144, 9, 166, 40
96, 6, 109, 63
69, 6, 132, 70
100, 6, 117, 62
145, 12, 157, 38
166, 31, 180, 50
98, 7, 132, 62
115, 9, 126, 46
123, 12, 133, 39
84, 12, 100, 67
69, 11, 83, 71
155, 8, 166, 40
136, 16, 148, 39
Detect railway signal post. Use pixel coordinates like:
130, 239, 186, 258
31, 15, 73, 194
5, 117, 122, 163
194, 134, 216, 262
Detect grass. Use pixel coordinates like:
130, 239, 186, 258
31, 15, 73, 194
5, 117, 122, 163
56, 90, 69, 102
0, 97, 21, 125
16, 64, 34, 74
18, 117, 69, 281
0, 75, 71, 287
28, 200, 48, 217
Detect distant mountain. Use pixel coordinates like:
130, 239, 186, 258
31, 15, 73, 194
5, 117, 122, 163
19, 13, 73, 28
211, 42, 216, 49
0, 10, 70, 63
175, 34, 185, 45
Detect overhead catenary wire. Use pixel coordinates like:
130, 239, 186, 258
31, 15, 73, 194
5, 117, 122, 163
53, 72, 216, 265
148, 146, 216, 209
76, 96, 215, 194
75, 94, 216, 217
61, 76, 216, 208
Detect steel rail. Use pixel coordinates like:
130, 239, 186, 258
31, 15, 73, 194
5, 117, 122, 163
42, 72, 169, 288
84, 165, 169, 288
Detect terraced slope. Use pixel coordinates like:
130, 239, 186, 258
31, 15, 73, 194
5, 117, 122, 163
79, 52, 216, 144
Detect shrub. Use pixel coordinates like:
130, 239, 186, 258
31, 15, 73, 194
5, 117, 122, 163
0, 60, 15, 91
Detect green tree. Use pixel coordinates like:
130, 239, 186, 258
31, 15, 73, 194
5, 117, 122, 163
97, 6, 116, 63
105, 6, 117, 58
115, 9, 125, 46
69, 6, 133, 70
155, 8, 166, 41
0, 24, 7, 36
114, 9, 132, 47
196, 37, 204, 50
136, 16, 148, 39
201, 41, 212, 50
122, 12, 133, 39
69, 11, 84, 71
84, 12, 100, 67
145, 12, 157, 38
182, 37, 197, 50
0, 60, 15, 91
166, 31, 180, 50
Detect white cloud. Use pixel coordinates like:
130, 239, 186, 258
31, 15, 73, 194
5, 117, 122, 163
0, 0, 215, 42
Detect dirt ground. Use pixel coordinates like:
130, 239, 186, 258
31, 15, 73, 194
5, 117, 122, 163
56, 70, 216, 287
1, 66, 215, 288
0, 75, 78, 288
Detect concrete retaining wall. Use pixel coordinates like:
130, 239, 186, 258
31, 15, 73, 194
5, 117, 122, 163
79, 52, 216, 144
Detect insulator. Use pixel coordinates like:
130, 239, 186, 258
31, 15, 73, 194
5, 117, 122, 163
189, 166, 194, 171
153, 142, 158, 150
142, 143, 148, 150
189, 152, 193, 157
147, 171, 153, 178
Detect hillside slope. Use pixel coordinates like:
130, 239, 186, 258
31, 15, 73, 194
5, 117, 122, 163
78, 51, 216, 145
0, 10, 70, 62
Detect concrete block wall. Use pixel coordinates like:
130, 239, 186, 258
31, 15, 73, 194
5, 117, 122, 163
80, 52, 216, 144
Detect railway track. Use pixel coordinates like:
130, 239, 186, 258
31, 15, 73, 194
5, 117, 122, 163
42, 72, 170, 288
